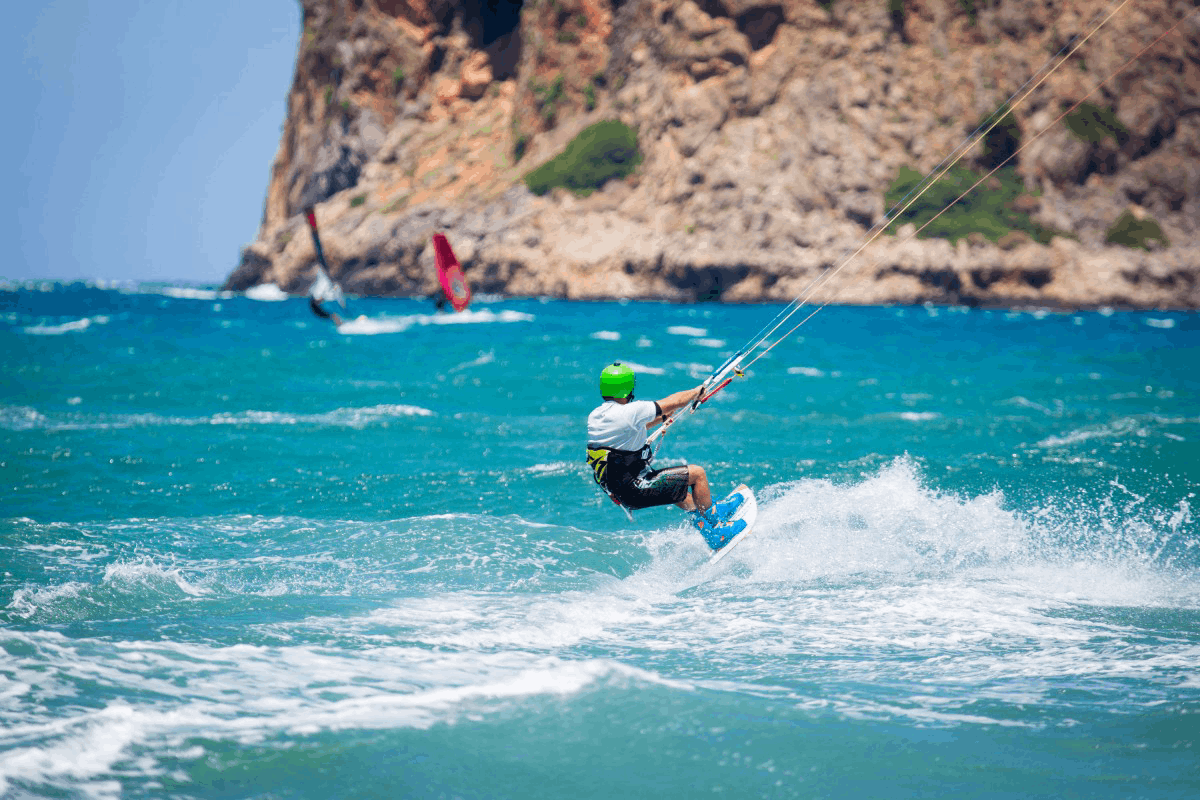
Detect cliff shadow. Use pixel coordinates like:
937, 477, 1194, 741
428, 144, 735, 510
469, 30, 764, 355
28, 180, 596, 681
463, 0, 523, 80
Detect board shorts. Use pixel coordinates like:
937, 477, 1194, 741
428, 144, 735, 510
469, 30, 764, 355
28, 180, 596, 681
608, 464, 691, 510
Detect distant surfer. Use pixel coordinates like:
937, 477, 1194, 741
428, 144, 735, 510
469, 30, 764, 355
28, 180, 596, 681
586, 362, 746, 551
309, 295, 344, 327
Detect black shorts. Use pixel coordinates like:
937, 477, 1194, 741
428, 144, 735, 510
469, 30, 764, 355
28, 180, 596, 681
609, 464, 691, 510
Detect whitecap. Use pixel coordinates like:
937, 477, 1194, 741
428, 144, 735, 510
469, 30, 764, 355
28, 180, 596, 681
667, 325, 707, 336
590, 331, 621, 341
1038, 417, 1143, 448
665, 362, 713, 380
0, 404, 435, 432
524, 462, 576, 476
159, 287, 221, 300
7, 582, 90, 619
337, 308, 534, 336
22, 316, 109, 335
244, 284, 289, 301
617, 360, 666, 376
103, 559, 209, 597
449, 350, 496, 372
0, 406, 49, 430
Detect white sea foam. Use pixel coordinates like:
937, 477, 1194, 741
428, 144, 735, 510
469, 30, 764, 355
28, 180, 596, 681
590, 331, 621, 341
7, 558, 210, 623
158, 286, 228, 300
102, 559, 209, 597
895, 411, 940, 422
667, 325, 707, 337
525, 462, 576, 476
8, 582, 91, 619
205, 405, 435, 427
449, 350, 496, 372
22, 316, 110, 335
689, 337, 726, 348
0, 404, 434, 432
617, 360, 665, 375
1038, 416, 1145, 447
787, 366, 826, 377
244, 284, 289, 301
666, 362, 714, 380
337, 308, 534, 335
1145, 317, 1176, 329
0, 406, 49, 430
0, 632, 678, 795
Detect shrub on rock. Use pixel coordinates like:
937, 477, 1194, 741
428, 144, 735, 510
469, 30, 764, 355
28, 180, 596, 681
524, 120, 642, 197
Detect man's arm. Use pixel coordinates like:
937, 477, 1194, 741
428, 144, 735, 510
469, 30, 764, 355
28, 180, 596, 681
647, 385, 705, 427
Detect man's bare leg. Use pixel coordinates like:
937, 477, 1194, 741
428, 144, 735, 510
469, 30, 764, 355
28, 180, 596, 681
675, 464, 711, 512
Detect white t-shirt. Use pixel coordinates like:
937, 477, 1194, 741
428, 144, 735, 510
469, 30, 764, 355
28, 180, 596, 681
587, 399, 660, 451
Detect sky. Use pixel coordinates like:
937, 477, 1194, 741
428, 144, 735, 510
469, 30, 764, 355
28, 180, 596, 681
5, 0, 301, 285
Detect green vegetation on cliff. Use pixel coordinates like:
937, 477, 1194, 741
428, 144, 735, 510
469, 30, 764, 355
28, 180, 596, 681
1106, 210, 1169, 250
524, 120, 642, 197
1065, 102, 1128, 145
884, 165, 1062, 245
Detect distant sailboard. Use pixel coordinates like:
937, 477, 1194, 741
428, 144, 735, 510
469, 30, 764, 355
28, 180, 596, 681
708, 484, 758, 565
305, 207, 345, 308
433, 233, 472, 312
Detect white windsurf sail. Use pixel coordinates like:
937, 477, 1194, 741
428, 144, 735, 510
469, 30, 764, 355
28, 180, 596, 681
310, 264, 345, 308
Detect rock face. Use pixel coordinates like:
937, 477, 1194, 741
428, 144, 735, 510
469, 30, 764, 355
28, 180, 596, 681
224, 0, 1200, 309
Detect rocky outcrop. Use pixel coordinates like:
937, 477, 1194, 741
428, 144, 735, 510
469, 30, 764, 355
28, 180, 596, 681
225, 0, 1200, 309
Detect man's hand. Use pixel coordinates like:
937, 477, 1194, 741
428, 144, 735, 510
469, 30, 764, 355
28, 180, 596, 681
653, 384, 707, 424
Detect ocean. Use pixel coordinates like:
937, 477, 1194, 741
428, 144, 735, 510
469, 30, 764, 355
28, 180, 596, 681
2, 281, 1197, 798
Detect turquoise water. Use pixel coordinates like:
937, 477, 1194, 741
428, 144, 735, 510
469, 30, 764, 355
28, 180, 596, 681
2, 281, 1198, 798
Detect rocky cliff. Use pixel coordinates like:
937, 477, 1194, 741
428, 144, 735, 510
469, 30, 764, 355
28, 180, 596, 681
224, 0, 1200, 309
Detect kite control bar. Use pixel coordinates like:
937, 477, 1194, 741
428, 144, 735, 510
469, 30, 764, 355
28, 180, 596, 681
647, 363, 745, 449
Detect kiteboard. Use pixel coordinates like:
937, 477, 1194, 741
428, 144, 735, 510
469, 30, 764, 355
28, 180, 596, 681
432, 233, 472, 312
708, 484, 758, 565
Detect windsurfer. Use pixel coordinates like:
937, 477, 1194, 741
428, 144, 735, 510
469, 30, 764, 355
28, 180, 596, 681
309, 296, 344, 327
586, 362, 746, 550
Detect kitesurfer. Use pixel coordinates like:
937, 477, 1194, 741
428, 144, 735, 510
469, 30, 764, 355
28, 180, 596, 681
308, 296, 344, 327
586, 362, 745, 550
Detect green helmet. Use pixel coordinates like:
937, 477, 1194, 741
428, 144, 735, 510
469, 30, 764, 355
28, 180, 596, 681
599, 362, 636, 399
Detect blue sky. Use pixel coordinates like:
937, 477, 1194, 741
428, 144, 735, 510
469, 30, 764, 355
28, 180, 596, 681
5, 0, 301, 284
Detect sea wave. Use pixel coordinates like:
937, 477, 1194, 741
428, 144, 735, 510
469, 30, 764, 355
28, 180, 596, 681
22, 315, 110, 335
336, 308, 534, 335
0, 404, 435, 432
244, 284, 289, 301
7, 557, 207, 623
0, 635, 677, 796
1037, 414, 1192, 448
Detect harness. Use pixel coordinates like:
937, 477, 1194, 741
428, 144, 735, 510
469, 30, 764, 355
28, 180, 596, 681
585, 444, 652, 521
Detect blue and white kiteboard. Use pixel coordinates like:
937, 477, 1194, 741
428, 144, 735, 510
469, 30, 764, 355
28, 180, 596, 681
708, 484, 758, 564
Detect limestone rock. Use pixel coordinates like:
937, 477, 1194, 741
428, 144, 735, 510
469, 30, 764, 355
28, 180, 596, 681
226, 0, 1200, 310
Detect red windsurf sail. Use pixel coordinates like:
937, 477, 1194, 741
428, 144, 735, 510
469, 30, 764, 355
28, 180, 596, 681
432, 233, 471, 312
